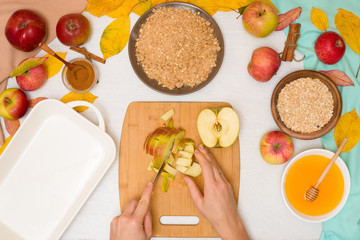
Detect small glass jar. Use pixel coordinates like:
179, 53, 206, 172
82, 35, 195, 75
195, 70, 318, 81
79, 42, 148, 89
61, 58, 98, 93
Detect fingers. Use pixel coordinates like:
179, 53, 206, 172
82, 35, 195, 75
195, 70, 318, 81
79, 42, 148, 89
194, 148, 216, 184
197, 145, 226, 182
122, 199, 138, 216
144, 210, 152, 240
184, 176, 203, 208
133, 182, 153, 222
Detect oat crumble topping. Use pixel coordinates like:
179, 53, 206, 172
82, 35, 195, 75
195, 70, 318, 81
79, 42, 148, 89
277, 77, 334, 133
135, 7, 221, 90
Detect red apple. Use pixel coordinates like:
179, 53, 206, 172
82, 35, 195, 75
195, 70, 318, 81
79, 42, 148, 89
56, 13, 91, 46
0, 88, 28, 120
315, 31, 345, 65
16, 60, 47, 91
248, 47, 281, 82
242, 1, 278, 38
5, 9, 47, 52
260, 131, 294, 165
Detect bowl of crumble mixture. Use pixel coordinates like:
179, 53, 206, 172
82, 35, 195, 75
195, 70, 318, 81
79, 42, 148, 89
271, 70, 342, 140
128, 2, 224, 95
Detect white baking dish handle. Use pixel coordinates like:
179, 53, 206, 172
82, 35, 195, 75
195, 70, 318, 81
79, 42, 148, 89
66, 101, 105, 131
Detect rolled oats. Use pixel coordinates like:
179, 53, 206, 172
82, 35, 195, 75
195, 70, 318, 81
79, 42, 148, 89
277, 77, 334, 133
135, 7, 221, 90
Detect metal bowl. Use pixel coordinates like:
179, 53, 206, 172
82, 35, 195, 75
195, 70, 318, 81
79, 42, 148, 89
128, 2, 224, 95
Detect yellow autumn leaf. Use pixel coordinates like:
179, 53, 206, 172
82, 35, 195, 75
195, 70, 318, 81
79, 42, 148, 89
0, 136, 12, 155
43, 52, 67, 79
60, 92, 98, 112
107, 0, 151, 18
86, 0, 126, 17
100, 16, 130, 60
334, 109, 360, 152
335, 9, 360, 55
311, 7, 328, 31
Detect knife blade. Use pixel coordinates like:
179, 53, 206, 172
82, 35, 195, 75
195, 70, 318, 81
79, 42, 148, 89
152, 139, 175, 187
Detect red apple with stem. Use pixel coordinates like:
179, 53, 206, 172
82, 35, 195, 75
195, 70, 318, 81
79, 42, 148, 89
5, 9, 47, 52
260, 131, 294, 164
242, 1, 278, 38
56, 13, 91, 46
315, 31, 346, 65
0, 88, 29, 120
16, 63, 47, 91
248, 47, 281, 82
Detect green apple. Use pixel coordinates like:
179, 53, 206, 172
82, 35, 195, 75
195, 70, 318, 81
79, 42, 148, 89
197, 107, 240, 148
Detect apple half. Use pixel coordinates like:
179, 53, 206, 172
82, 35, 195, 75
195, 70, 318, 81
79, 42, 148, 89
197, 107, 240, 148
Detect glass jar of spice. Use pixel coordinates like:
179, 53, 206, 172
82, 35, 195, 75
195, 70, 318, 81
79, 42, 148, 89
61, 58, 98, 93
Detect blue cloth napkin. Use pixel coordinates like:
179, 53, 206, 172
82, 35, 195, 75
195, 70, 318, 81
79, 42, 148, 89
271, 0, 360, 239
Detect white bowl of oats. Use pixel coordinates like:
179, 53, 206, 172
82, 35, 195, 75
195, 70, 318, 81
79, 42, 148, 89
271, 70, 342, 140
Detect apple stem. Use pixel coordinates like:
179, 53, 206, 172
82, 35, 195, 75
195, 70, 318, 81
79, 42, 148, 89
356, 64, 360, 78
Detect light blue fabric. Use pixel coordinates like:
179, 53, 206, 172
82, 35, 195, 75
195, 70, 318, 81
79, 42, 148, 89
271, 0, 360, 239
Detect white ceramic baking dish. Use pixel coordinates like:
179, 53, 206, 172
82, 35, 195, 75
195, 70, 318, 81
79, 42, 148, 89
0, 99, 116, 240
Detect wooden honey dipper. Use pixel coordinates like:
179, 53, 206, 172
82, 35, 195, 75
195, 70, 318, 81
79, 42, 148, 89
305, 137, 348, 202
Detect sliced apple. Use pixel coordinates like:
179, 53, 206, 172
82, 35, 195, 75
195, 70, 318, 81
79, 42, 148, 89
184, 162, 202, 177
160, 108, 175, 121
178, 150, 193, 159
167, 154, 175, 165
175, 157, 193, 166
175, 165, 189, 173
164, 163, 177, 176
161, 177, 169, 192
161, 171, 175, 180
197, 107, 240, 148
183, 144, 195, 154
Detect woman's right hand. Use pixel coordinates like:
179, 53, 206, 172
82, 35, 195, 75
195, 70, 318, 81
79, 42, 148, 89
184, 145, 249, 240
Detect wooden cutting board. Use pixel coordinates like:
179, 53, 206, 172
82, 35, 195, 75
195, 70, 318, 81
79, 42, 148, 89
119, 102, 240, 238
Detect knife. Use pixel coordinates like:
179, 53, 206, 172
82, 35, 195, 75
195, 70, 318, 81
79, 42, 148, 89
152, 139, 175, 187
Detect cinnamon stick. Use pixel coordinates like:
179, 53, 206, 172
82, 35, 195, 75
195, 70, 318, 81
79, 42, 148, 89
282, 23, 301, 62
70, 47, 106, 64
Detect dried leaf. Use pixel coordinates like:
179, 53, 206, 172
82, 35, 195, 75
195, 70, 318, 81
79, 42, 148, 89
107, 0, 151, 18
60, 92, 98, 112
43, 52, 67, 79
311, 7, 328, 31
275, 7, 302, 31
86, 0, 126, 17
334, 109, 360, 152
319, 70, 354, 86
10, 57, 48, 78
100, 16, 130, 60
0, 136, 12, 155
335, 9, 360, 55
4, 119, 20, 136
29, 97, 48, 108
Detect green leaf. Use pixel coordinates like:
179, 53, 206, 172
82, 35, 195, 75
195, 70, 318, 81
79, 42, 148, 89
10, 57, 48, 78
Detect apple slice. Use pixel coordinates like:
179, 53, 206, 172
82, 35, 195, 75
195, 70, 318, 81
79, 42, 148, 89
178, 150, 193, 159
164, 163, 177, 176
197, 107, 240, 148
175, 165, 189, 173
183, 144, 195, 154
162, 171, 175, 180
162, 177, 169, 192
175, 157, 193, 167
160, 108, 175, 121
184, 162, 202, 177
167, 154, 175, 165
